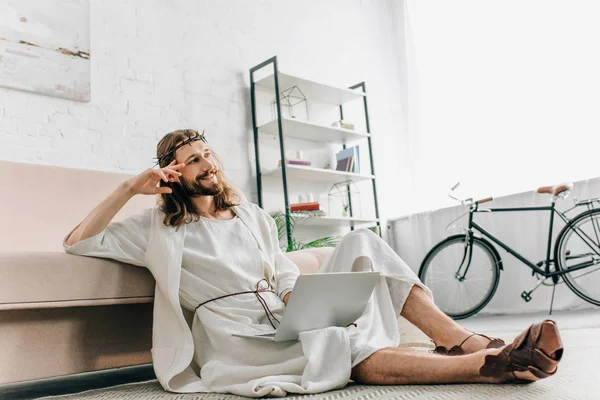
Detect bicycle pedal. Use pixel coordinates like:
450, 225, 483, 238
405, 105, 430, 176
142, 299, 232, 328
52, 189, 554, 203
521, 291, 532, 302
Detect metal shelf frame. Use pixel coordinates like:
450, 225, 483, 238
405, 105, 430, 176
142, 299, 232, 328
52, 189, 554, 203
249, 55, 381, 247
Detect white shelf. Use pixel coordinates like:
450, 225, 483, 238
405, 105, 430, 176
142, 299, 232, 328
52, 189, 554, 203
292, 214, 379, 227
255, 72, 365, 105
262, 165, 374, 184
258, 118, 370, 144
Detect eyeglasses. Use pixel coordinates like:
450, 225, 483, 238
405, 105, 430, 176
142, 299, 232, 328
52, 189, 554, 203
153, 129, 207, 167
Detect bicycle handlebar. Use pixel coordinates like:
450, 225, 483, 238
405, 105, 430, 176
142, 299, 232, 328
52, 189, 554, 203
448, 183, 494, 207
477, 197, 494, 205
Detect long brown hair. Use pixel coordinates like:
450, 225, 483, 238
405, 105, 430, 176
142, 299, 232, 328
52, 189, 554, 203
156, 129, 242, 230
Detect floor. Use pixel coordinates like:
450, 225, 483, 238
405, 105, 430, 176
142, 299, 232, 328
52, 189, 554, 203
2, 309, 600, 399
461, 308, 600, 334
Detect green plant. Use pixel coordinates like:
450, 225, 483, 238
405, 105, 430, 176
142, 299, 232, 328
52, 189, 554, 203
269, 210, 338, 252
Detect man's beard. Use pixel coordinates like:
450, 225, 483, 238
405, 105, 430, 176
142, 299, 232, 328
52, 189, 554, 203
179, 170, 224, 197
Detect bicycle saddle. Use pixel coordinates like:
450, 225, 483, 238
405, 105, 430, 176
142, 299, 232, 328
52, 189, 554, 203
536, 182, 573, 196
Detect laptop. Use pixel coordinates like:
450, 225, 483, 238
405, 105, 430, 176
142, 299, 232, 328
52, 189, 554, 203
232, 271, 380, 342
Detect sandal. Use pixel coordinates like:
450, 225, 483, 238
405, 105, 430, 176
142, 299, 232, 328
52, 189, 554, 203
479, 319, 563, 382
433, 332, 505, 356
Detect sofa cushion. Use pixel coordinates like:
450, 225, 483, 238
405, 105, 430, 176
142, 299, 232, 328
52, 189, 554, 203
286, 247, 334, 274
0, 252, 155, 309
0, 248, 334, 308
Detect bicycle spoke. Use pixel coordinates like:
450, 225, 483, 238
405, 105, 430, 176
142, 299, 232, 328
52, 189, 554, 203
420, 237, 498, 318
592, 212, 600, 251
568, 265, 600, 280
569, 223, 600, 257
557, 212, 600, 306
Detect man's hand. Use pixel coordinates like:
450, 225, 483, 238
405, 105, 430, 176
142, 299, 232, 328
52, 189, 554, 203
283, 292, 292, 306
126, 159, 184, 196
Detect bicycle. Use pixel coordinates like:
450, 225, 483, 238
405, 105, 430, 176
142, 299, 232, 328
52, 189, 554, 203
418, 182, 600, 320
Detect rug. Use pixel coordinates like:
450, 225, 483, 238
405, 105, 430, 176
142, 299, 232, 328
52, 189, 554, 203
39, 328, 598, 399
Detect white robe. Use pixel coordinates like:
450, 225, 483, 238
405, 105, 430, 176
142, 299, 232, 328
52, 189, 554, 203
63, 201, 431, 397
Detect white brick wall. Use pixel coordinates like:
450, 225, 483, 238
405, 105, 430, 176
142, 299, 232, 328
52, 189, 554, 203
0, 0, 409, 239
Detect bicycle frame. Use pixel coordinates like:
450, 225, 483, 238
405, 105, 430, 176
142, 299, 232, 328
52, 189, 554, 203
465, 202, 600, 279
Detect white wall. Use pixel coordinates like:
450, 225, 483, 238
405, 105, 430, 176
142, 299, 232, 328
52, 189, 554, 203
0, 0, 408, 241
400, 0, 600, 216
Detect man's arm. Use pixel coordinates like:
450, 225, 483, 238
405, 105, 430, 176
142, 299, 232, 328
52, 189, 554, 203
66, 161, 182, 246
283, 292, 291, 306
63, 162, 184, 268
65, 182, 135, 246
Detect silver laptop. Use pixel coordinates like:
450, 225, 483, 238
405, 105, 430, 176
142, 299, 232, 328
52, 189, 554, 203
232, 271, 380, 342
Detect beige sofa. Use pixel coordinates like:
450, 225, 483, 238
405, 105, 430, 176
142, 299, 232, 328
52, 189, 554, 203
0, 160, 333, 385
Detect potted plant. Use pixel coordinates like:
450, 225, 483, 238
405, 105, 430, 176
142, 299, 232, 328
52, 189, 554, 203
342, 203, 350, 217
269, 210, 338, 252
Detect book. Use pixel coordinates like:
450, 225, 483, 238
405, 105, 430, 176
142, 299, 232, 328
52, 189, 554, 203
336, 146, 360, 173
278, 158, 311, 167
292, 210, 327, 217
290, 202, 320, 212
335, 156, 353, 172
347, 156, 355, 173
290, 201, 319, 206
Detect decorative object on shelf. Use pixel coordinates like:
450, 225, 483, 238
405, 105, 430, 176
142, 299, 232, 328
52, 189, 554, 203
278, 149, 311, 167
328, 180, 361, 218
342, 204, 351, 217
332, 120, 355, 130
336, 146, 360, 173
324, 152, 338, 170
271, 85, 309, 121
269, 210, 337, 252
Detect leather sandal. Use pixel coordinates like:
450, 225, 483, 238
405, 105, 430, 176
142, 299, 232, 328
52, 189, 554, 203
479, 319, 563, 382
433, 332, 505, 356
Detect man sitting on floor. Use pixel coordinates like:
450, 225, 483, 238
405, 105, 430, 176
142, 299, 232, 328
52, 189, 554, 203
64, 129, 564, 397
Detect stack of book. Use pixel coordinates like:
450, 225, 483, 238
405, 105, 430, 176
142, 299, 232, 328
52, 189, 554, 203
278, 158, 311, 167
290, 202, 326, 217
335, 146, 360, 173
292, 210, 326, 217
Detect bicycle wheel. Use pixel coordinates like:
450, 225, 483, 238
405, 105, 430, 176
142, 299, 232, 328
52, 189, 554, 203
419, 235, 501, 320
555, 208, 600, 306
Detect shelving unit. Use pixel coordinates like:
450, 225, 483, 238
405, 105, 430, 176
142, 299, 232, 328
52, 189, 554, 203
249, 56, 381, 247
262, 164, 375, 185
292, 214, 380, 228
258, 118, 370, 144
254, 72, 366, 105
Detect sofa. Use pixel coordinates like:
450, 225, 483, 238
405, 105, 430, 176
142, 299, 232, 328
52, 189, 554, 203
0, 160, 334, 385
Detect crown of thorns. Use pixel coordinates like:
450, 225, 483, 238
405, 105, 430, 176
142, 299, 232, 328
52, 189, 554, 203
153, 129, 207, 167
